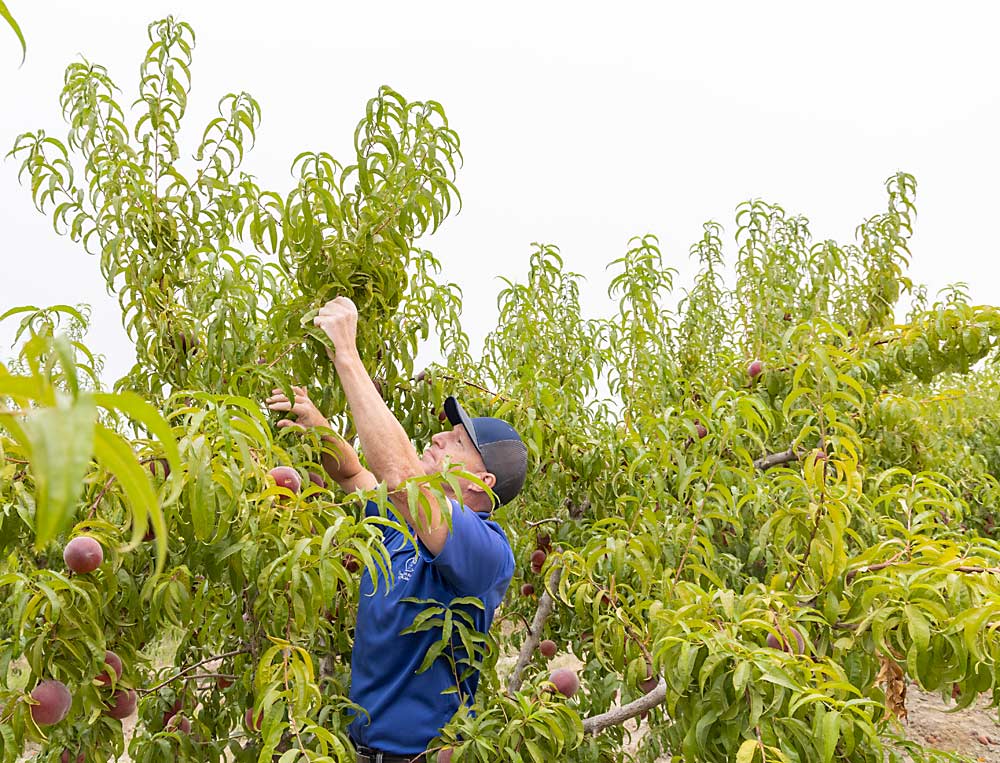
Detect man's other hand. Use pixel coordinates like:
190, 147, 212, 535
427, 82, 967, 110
314, 297, 359, 360
266, 386, 330, 429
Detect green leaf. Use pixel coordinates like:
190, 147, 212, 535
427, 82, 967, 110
904, 603, 930, 652
416, 639, 447, 674
94, 391, 181, 476
24, 395, 96, 547
736, 739, 758, 763
733, 660, 751, 694
820, 709, 840, 763
93, 423, 166, 570
0, 0, 25, 65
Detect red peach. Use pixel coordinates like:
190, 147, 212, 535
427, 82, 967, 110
549, 668, 579, 698
269, 466, 302, 494
29, 680, 72, 726
106, 689, 137, 720
64, 536, 103, 574
96, 650, 123, 685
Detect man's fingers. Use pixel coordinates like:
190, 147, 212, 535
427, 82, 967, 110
292, 386, 307, 396
267, 401, 293, 412
276, 419, 305, 431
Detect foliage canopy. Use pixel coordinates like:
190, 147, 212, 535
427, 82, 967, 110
2, 16, 1000, 763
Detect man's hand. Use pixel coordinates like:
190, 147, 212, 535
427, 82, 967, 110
266, 386, 330, 430
314, 297, 359, 361
264, 384, 376, 493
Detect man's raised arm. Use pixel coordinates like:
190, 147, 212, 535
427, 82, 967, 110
314, 297, 449, 554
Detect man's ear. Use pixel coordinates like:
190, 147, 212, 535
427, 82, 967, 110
467, 471, 497, 493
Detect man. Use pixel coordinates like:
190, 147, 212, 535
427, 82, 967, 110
265, 297, 526, 762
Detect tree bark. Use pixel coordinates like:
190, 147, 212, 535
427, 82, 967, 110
582, 676, 667, 735
753, 447, 800, 471
507, 566, 562, 695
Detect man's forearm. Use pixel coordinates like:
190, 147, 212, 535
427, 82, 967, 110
319, 433, 363, 482
333, 351, 422, 484
333, 350, 447, 552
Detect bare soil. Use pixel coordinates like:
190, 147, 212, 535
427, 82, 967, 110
900, 687, 1000, 762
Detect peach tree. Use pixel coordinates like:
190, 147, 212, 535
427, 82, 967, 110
2, 16, 1000, 763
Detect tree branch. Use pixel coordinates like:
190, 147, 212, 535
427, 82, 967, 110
507, 565, 562, 695
188, 672, 237, 682
845, 550, 906, 583
87, 476, 116, 519
436, 372, 511, 403
525, 517, 561, 528
140, 647, 249, 695
581, 676, 667, 735
954, 565, 1000, 575
753, 447, 801, 471
844, 555, 1000, 583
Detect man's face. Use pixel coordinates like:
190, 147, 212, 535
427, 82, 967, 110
419, 424, 485, 475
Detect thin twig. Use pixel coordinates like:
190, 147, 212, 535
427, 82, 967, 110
845, 549, 907, 583
525, 517, 561, 528
282, 650, 309, 754
86, 456, 158, 519
954, 565, 1000, 574
266, 343, 299, 370
787, 495, 826, 591
187, 672, 237, 682
434, 373, 511, 403
87, 477, 116, 519
140, 648, 249, 696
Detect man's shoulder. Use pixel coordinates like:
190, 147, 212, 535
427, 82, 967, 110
453, 499, 512, 542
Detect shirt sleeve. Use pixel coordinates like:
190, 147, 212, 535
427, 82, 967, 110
419, 499, 514, 597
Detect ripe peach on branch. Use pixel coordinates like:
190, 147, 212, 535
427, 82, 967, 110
63, 536, 103, 574
29, 680, 72, 726
96, 650, 123, 686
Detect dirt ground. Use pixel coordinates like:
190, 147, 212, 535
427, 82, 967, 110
901, 688, 1000, 763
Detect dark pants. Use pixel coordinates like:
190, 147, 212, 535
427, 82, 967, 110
353, 742, 421, 763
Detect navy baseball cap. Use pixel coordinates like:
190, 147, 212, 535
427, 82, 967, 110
443, 396, 527, 507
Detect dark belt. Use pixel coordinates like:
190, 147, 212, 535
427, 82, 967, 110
354, 744, 420, 763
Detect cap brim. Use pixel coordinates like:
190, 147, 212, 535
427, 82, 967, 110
444, 396, 481, 452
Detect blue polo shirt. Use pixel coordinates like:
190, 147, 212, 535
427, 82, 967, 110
348, 498, 514, 754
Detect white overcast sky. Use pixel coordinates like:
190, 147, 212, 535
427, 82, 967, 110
1, 2, 998, 383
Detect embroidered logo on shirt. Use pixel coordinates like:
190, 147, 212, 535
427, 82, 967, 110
398, 554, 419, 582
